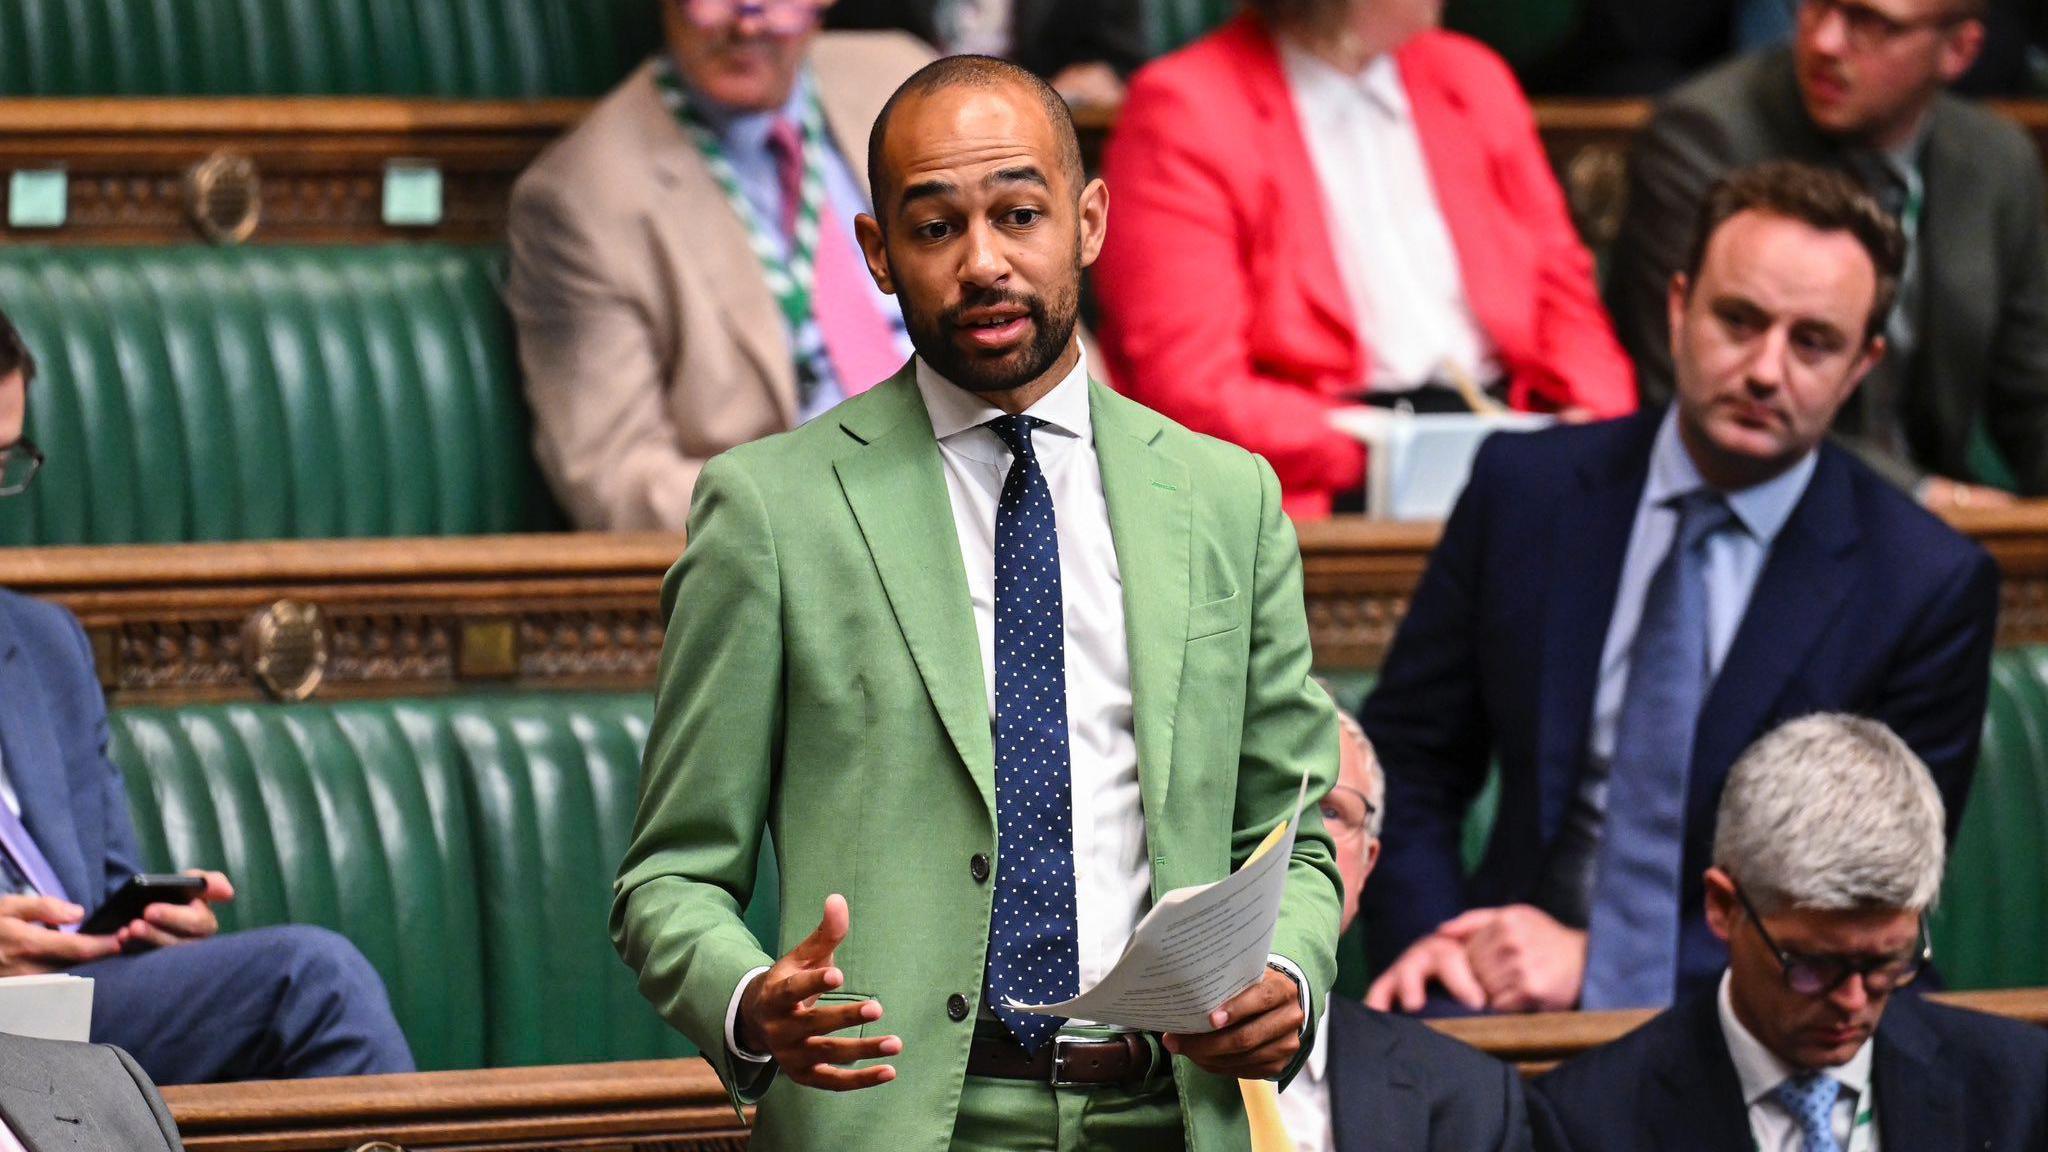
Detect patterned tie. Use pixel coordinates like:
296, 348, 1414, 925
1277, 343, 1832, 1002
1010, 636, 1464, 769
984, 414, 1080, 1053
1582, 489, 1736, 1008
765, 117, 898, 399
1773, 1072, 1844, 1152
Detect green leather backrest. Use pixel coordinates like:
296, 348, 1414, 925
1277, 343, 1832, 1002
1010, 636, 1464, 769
0, 246, 557, 545
111, 692, 782, 1070
0, 0, 662, 97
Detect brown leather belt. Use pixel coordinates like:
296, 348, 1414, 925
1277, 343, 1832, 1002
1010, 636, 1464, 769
966, 1028, 1161, 1087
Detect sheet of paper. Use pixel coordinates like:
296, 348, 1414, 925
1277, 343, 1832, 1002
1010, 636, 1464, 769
1005, 761, 1314, 1034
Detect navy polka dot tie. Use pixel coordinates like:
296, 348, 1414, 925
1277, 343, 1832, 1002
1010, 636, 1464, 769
984, 414, 1080, 1054
1772, 1071, 1843, 1152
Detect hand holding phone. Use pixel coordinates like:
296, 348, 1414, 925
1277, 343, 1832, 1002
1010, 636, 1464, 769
81, 874, 209, 937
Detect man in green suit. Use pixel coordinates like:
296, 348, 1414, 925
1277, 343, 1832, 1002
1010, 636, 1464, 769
613, 54, 1343, 1152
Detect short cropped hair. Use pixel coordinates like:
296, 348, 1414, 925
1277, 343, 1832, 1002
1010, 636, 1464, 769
0, 307, 35, 386
1712, 714, 1946, 918
866, 54, 1085, 220
1682, 161, 1906, 345
1316, 677, 1385, 839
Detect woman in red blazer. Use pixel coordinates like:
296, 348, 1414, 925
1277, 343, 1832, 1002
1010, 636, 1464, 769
1095, 2, 1637, 519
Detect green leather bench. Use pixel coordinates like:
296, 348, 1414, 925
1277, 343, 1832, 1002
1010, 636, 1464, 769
0, 0, 661, 97
100, 654, 2048, 1069
0, 246, 557, 545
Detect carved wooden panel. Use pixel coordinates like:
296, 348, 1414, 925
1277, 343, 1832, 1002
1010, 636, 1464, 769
1, 508, 2045, 704
2, 98, 2042, 247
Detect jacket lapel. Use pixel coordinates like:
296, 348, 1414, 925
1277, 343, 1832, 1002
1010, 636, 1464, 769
834, 371, 995, 813
640, 64, 800, 427
0, 606, 90, 907
1403, 51, 1510, 356
1226, 15, 1365, 364
1533, 415, 1659, 840
1871, 997, 1963, 1152
1327, 1002, 1427, 1152
1092, 384, 1189, 825
1689, 449, 1858, 828
1644, 995, 1754, 1152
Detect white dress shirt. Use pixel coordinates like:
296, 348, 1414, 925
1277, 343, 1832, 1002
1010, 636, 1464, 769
1280, 43, 1498, 393
0, 1115, 25, 1152
1275, 1009, 1335, 1152
1718, 972, 1880, 1152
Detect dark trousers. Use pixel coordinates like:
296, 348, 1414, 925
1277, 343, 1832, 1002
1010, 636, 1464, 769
77, 924, 415, 1085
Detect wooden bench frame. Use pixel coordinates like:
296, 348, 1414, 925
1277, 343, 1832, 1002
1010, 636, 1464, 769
155, 988, 2047, 1151
2, 97, 2043, 248
1, 505, 2045, 706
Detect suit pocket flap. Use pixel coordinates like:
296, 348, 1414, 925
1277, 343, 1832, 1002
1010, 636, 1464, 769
1188, 590, 1243, 640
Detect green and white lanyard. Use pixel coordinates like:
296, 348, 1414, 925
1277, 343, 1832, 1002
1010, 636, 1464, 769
654, 57, 833, 394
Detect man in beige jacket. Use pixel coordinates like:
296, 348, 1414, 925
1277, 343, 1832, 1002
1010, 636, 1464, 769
509, 1, 932, 530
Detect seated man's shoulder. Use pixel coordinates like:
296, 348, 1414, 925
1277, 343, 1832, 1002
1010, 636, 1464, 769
1469, 413, 1651, 491
1894, 993, 2048, 1068
810, 29, 936, 92
513, 62, 669, 216
1929, 93, 2041, 190
0, 588, 84, 652
1340, 998, 1516, 1088
1645, 46, 1792, 159
1829, 445, 1992, 579
1532, 999, 1692, 1106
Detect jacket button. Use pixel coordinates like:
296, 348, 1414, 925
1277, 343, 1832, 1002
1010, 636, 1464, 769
947, 994, 970, 1022
970, 854, 991, 883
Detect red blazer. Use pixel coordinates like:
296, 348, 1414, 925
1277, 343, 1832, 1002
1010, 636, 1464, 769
1095, 15, 1637, 518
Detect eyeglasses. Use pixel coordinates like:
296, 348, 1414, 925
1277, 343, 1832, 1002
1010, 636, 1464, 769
0, 436, 42, 497
1318, 784, 1378, 841
679, 0, 827, 35
1795, 0, 1974, 51
1734, 884, 1930, 997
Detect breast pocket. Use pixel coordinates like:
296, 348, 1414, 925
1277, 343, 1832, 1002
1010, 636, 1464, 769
1187, 590, 1243, 642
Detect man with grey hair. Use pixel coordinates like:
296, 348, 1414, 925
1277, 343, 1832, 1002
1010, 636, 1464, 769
1278, 707, 1531, 1152
1530, 714, 2048, 1152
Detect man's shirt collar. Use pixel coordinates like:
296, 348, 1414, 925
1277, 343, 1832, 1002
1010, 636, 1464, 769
914, 345, 1093, 462
669, 59, 815, 154
1644, 408, 1816, 547
1717, 970, 1875, 1108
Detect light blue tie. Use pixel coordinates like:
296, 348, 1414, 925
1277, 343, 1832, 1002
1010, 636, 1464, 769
983, 415, 1080, 1054
1582, 489, 1735, 1009
1773, 1072, 1844, 1152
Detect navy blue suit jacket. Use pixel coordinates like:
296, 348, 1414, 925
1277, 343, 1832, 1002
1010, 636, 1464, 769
0, 590, 143, 918
1528, 989, 2048, 1151
1326, 997, 1532, 1152
1360, 412, 1998, 999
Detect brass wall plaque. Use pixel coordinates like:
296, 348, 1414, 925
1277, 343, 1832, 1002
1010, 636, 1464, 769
459, 618, 520, 680
1565, 144, 1631, 251
242, 600, 330, 702
185, 151, 262, 245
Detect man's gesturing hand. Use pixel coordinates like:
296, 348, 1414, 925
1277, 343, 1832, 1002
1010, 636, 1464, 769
1160, 967, 1303, 1079
737, 894, 901, 1090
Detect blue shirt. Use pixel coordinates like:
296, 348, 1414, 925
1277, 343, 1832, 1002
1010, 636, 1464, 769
687, 70, 912, 423
1590, 408, 1818, 762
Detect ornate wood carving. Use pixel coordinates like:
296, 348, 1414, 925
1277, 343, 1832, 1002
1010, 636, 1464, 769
158, 989, 2045, 1149
2, 97, 2042, 247
1, 508, 2045, 704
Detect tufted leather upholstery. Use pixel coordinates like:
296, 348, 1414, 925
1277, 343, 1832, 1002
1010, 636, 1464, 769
110, 693, 781, 1071
0, 246, 557, 544
0, 0, 662, 97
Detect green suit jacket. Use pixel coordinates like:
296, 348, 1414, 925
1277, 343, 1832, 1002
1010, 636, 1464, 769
613, 366, 1343, 1152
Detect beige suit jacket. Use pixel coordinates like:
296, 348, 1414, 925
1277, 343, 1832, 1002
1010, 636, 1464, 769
507, 33, 934, 530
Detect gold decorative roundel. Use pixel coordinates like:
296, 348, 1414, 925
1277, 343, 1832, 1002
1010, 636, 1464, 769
184, 150, 262, 245
242, 600, 330, 702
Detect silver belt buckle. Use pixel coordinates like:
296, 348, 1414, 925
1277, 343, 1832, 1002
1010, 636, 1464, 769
1048, 1033, 1089, 1088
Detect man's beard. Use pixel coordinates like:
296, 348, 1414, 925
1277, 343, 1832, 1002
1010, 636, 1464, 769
901, 280, 1079, 395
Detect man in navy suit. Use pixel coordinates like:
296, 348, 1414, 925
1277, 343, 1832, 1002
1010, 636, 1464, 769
0, 311, 414, 1085
1360, 161, 1997, 1017
1530, 713, 2048, 1151
1278, 706, 1531, 1152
